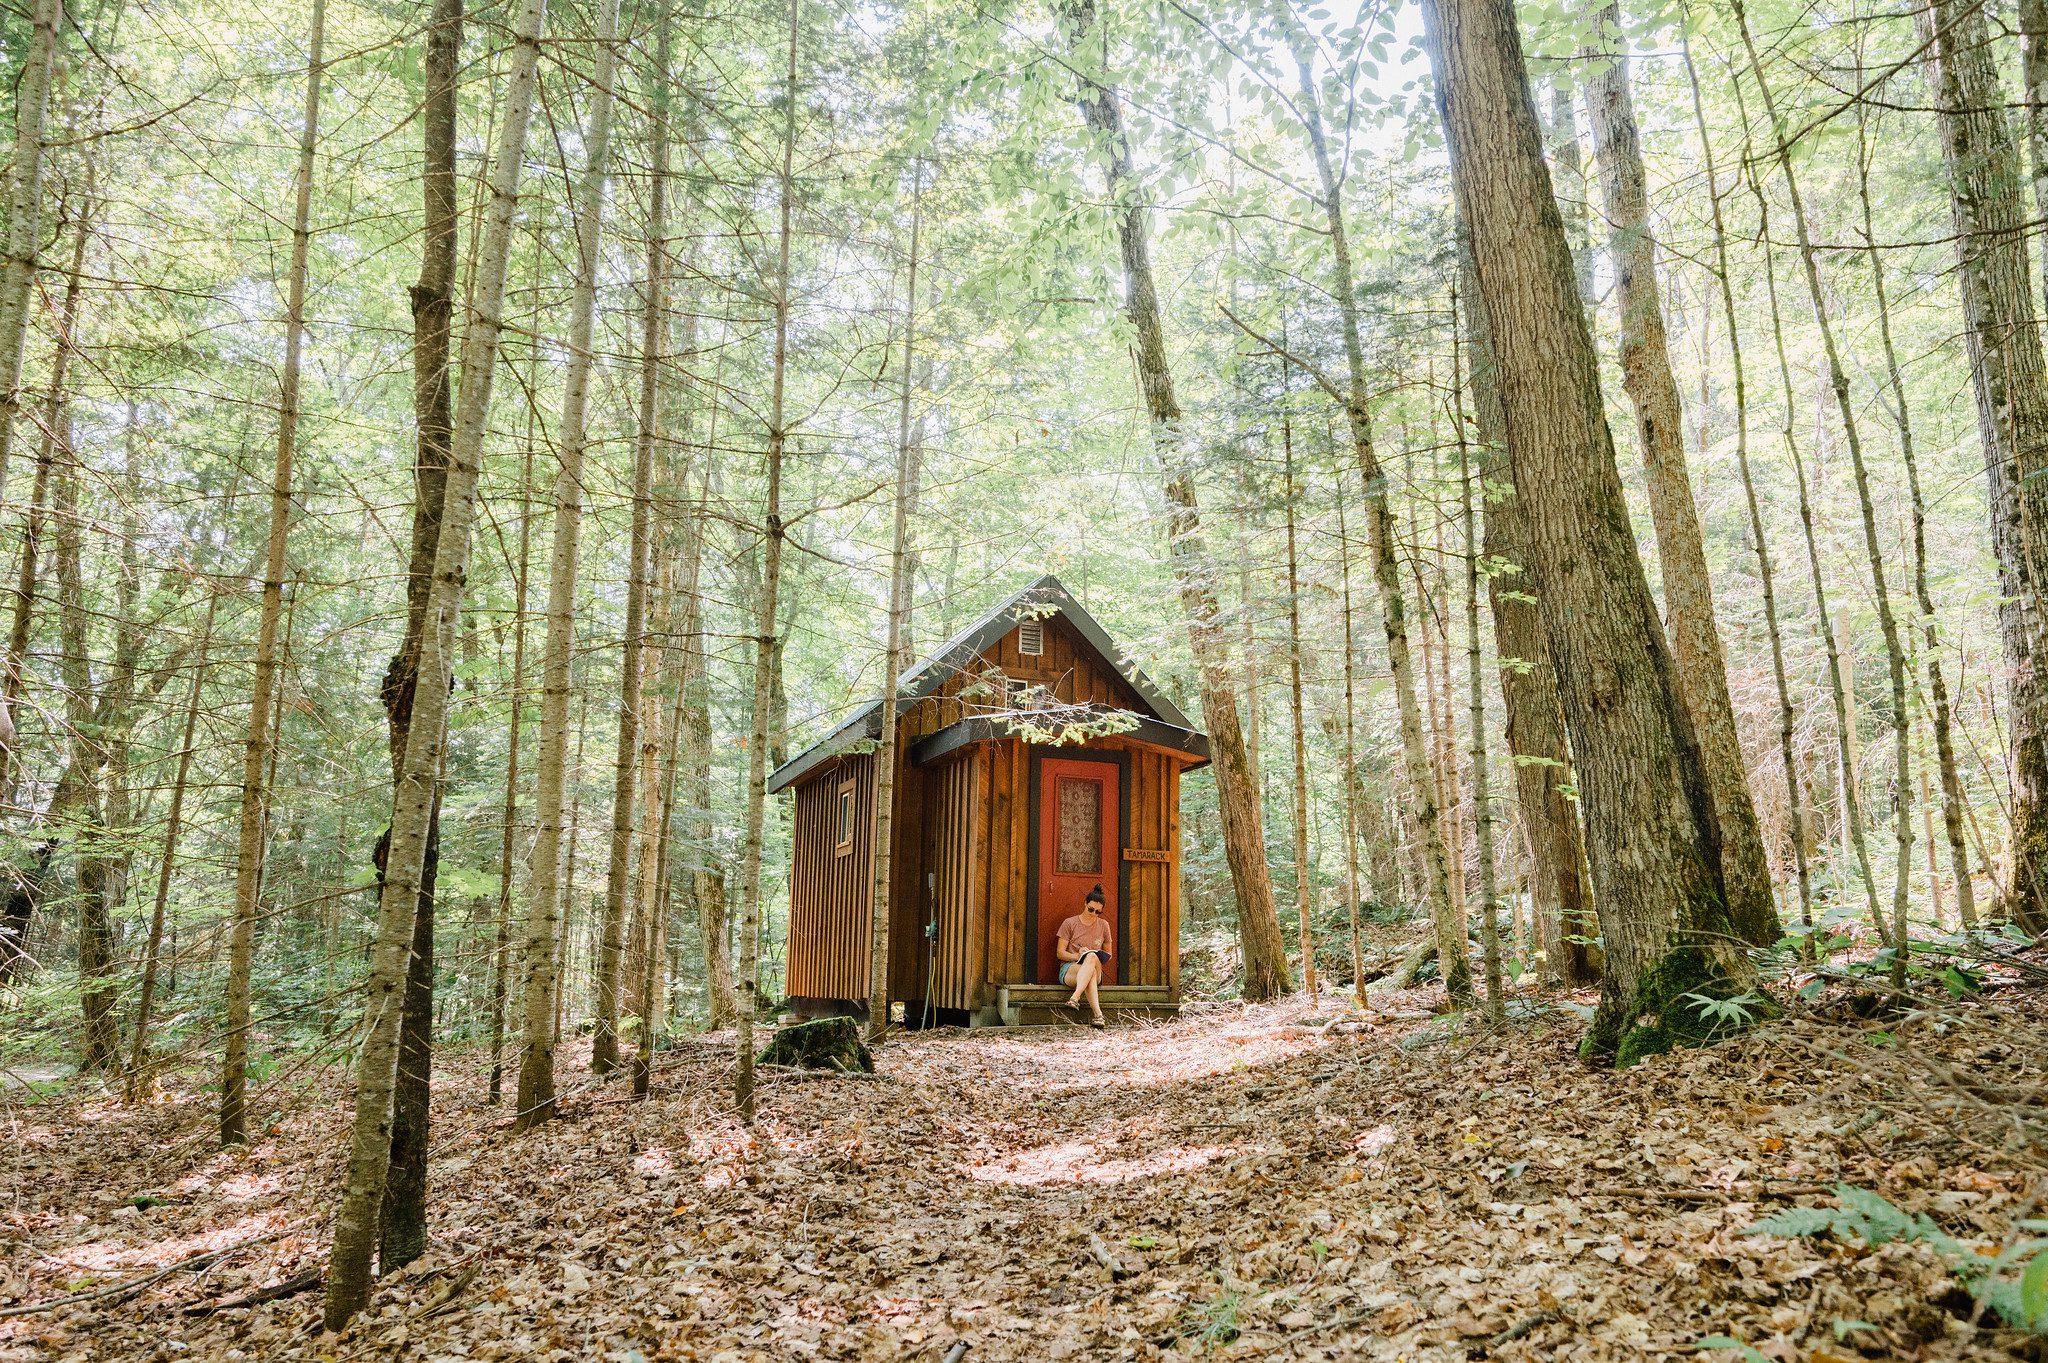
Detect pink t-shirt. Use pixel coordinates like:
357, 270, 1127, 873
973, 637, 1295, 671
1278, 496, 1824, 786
1057, 911, 1112, 958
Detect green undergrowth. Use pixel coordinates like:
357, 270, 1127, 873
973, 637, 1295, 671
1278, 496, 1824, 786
1581, 943, 1777, 1068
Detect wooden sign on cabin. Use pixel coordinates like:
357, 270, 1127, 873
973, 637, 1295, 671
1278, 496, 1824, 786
767, 576, 1210, 1028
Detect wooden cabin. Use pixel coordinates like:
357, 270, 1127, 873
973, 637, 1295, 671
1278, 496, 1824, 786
767, 576, 1210, 1026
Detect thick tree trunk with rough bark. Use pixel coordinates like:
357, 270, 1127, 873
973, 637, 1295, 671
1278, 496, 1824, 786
1582, 4, 1777, 948
1458, 228, 1596, 986
1425, 0, 1753, 1063
1921, 0, 2048, 933
322, 0, 546, 1327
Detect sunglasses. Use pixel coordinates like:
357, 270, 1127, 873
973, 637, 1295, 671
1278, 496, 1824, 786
1085, 903, 1102, 913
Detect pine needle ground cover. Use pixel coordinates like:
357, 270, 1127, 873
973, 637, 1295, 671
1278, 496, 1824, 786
5, 991, 2046, 1361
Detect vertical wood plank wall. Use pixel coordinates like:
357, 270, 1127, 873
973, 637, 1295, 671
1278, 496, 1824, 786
784, 751, 874, 1002
781, 614, 1194, 1011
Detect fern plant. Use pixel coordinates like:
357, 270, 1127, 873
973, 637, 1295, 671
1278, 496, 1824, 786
1742, 1185, 2048, 1333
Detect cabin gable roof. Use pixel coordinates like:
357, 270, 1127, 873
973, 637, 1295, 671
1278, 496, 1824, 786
766, 575, 1199, 793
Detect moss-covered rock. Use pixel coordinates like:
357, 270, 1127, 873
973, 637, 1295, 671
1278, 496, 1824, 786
756, 1016, 874, 1074
1609, 946, 1777, 1068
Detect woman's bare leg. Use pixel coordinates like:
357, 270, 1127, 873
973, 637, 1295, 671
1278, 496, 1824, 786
1078, 955, 1104, 1020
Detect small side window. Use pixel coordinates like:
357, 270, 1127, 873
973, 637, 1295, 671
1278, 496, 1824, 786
834, 779, 857, 855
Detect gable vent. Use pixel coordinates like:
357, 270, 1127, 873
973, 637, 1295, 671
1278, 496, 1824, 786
1017, 618, 1045, 656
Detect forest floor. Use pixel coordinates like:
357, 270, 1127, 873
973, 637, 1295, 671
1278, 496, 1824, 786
5, 976, 2048, 1362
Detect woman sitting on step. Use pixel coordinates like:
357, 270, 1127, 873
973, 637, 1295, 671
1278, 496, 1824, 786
1055, 885, 1114, 1029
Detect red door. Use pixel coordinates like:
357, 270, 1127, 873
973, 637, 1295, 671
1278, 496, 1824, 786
1037, 756, 1119, 983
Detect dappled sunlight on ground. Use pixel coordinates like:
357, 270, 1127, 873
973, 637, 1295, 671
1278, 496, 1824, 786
9, 990, 2048, 1361
965, 1137, 1245, 1185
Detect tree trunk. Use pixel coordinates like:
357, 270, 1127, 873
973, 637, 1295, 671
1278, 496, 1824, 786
1335, 491, 1366, 987
0, 0, 61, 602
1451, 284, 1506, 1022
868, 164, 923, 1044
516, 0, 622, 1121
126, 592, 214, 1099
1425, 0, 1753, 1064
579, 0, 631, 1077
0, 203, 90, 815
1286, 40, 1470, 1003
223, 2, 323, 1145
378, 0, 461, 1271
736, 0, 801, 1121
1458, 226, 1596, 987
1917, 0, 2048, 934
1744, 165, 1882, 944
1736, 3, 1916, 969
1582, 4, 1777, 948
1682, 40, 1816, 953
488, 437, 533, 1103
1281, 399, 1315, 1005
1064, 0, 1291, 1000
323, 0, 546, 1326
1850, 86, 1974, 933
627, 0, 675, 1085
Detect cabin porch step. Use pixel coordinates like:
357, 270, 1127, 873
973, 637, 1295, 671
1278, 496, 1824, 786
994, 984, 1179, 1028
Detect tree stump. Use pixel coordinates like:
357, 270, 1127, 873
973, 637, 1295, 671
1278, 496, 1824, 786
756, 1016, 874, 1074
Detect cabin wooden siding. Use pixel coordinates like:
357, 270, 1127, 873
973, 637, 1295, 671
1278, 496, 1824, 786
779, 610, 1193, 1013
922, 746, 986, 1011
785, 751, 875, 1003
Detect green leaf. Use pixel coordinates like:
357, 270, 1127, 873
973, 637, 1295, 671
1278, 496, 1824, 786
2021, 1249, 2048, 1326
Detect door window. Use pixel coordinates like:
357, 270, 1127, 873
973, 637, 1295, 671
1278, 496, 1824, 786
1055, 776, 1102, 874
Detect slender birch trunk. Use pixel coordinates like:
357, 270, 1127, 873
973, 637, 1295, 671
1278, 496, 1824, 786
580, 0, 632, 1076
623, 0, 674, 1078
1336, 489, 1367, 989
1744, 164, 1881, 941
517, 0, 621, 1118
0, 0, 61, 579
1281, 398, 1315, 1005
323, 0, 547, 1325
1287, 41, 1469, 1002
1063, 0, 1292, 999
868, 164, 923, 1044
488, 438, 533, 1103
1583, 3, 1777, 947
1682, 41, 1814, 952
736, 0, 802, 1120
223, 2, 323, 1145
126, 592, 214, 1099
1456, 285, 1505, 1024
1735, 3, 1915, 968
1851, 91, 1974, 932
